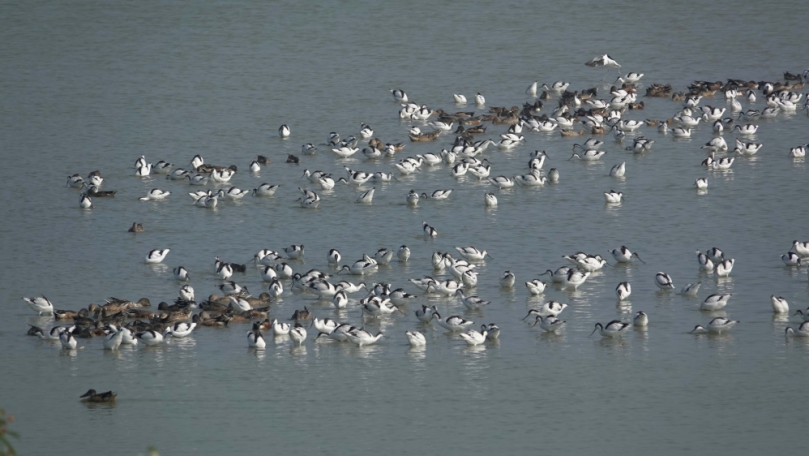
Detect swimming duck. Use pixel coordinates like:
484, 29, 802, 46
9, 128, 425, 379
80, 389, 117, 403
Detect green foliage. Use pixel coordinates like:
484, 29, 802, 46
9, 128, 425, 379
0, 409, 18, 456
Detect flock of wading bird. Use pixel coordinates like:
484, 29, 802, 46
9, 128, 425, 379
27, 58, 809, 382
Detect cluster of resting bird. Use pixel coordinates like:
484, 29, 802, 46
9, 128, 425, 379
29, 57, 809, 360
22, 237, 809, 354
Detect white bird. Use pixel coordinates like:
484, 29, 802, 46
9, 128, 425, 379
616, 282, 631, 301
269, 319, 290, 336
655, 272, 675, 290
781, 252, 802, 266
179, 285, 195, 301
332, 146, 359, 158
119, 327, 138, 346
312, 317, 339, 335
435, 314, 474, 332
356, 188, 375, 204
610, 162, 626, 178
702, 137, 728, 152
771, 296, 789, 314
706, 248, 725, 262
585, 54, 621, 68
680, 282, 701, 297
415, 305, 438, 323
266, 279, 284, 301
164, 322, 197, 338
279, 124, 290, 138
454, 246, 492, 262
691, 317, 738, 334
459, 328, 487, 346
359, 123, 374, 140
406, 190, 420, 207
526, 81, 538, 97
455, 290, 490, 310
785, 322, 809, 338
453, 94, 467, 104
734, 142, 762, 156
633, 311, 648, 327
79, 194, 93, 209
488, 176, 515, 189
173, 266, 190, 281
338, 261, 377, 276
220, 280, 248, 296
789, 146, 807, 158
59, 330, 78, 349
331, 290, 348, 309
576, 255, 607, 272
397, 245, 410, 262
136, 330, 165, 346
226, 295, 252, 313
289, 325, 307, 345
481, 323, 500, 340
427, 279, 463, 296
373, 248, 394, 265
222, 187, 250, 199
569, 150, 606, 161
327, 249, 342, 265
255, 265, 275, 282
252, 183, 279, 197
525, 279, 546, 295
671, 127, 692, 138
247, 325, 266, 349
716, 258, 734, 277
700, 293, 733, 311
22, 296, 54, 315
695, 178, 709, 190
406, 331, 427, 347
564, 270, 590, 290
539, 266, 571, 284
484, 192, 498, 207
792, 240, 809, 257
604, 190, 623, 204
139, 188, 171, 201
696, 250, 714, 271
610, 246, 645, 264
733, 124, 758, 136
423, 221, 438, 237
217, 263, 233, 280
345, 328, 383, 346
532, 315, 566, 333
187, 174, 209, 186
499, 270, 516, 288
543, 81, 570, 93
284, 245, 305, 260
211, 168, 236, 184
334, 272, 367, 290
135, 163, 152, 177
618, 72, 643, 83
145, 249, 170, 264
590, 320, 631, 338
529, 301, 569, 319
391, 89, 408, 102
475, 92, 485, 106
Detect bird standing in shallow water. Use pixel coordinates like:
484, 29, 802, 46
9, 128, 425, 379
590, 320, 631, 338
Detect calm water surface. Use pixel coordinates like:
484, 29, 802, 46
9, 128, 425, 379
2, 1, 808, 455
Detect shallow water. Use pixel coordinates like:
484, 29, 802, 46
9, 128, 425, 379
2, 1, 808, 455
